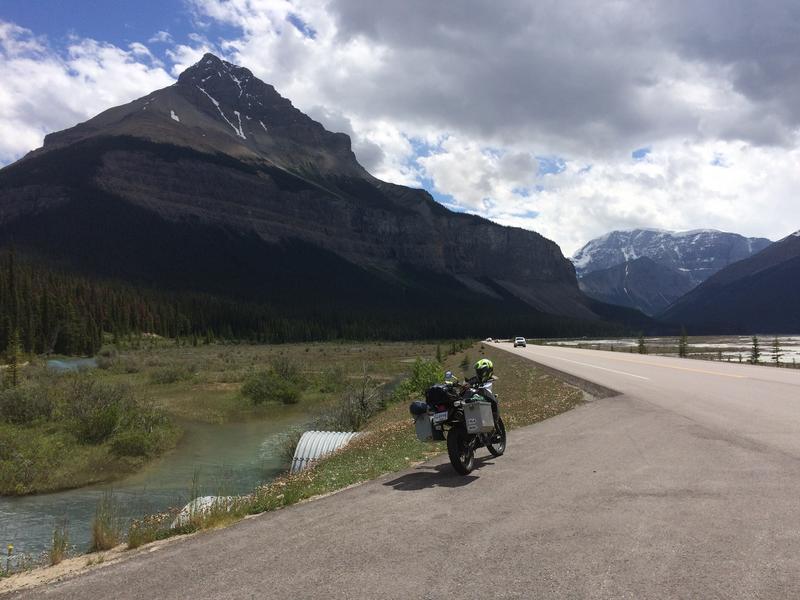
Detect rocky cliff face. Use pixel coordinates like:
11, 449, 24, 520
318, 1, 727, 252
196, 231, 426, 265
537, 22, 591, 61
578, 257, 695, 316
1, 53, 599, 322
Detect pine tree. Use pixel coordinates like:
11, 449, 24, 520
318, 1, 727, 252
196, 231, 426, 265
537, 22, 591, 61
750, 335, 761, 364
637, 334, 647, 354
678, 327, 688, 358
435, 344, 443, 363
771, 336, 783, 366
3, 328, 21, 389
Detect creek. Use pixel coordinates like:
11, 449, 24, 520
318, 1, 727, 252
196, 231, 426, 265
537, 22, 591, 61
0, 407, 310, 557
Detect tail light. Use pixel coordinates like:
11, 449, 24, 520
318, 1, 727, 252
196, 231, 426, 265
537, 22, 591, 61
437, 404, 446, 411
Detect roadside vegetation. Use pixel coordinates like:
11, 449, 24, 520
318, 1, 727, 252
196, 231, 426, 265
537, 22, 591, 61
0, 338, 585, 583
123, 342, 584, 550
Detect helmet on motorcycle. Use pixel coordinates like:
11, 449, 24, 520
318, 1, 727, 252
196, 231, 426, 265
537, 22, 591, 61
474, 358, 493, 383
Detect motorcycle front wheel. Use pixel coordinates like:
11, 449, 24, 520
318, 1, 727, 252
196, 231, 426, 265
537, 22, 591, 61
487, 416, 507, 457
447, 425, 475, 475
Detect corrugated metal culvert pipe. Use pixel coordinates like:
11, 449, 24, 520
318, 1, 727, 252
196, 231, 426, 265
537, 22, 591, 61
290, 431, 361, 474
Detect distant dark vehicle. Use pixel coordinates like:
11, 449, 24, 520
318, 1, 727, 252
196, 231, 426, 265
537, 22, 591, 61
410, 371, 506, 475
514, 337, 527, 347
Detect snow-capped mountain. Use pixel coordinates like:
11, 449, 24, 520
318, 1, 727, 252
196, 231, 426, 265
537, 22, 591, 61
571, 229, 771, 286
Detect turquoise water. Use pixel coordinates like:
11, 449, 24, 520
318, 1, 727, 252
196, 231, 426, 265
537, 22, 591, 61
46, 357, 98, 372
0, 408, 310, 558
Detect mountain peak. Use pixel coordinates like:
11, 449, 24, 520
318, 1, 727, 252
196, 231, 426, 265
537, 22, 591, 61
571, 228, 772, 284
36, 52, 364, 178
178, 53, 257, 92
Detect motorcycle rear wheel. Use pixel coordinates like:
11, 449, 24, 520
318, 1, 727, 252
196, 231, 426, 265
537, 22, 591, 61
447, 425, 475, 475
487, 417, 507, 457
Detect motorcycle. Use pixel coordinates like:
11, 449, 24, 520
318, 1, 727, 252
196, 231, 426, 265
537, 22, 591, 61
410, 370, 507, 475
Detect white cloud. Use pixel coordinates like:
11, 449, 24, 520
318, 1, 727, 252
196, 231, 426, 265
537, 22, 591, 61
4, 2, 800, 257
148, 30, 174, 44
476, 139, 800, 255
0, 21, 174, 164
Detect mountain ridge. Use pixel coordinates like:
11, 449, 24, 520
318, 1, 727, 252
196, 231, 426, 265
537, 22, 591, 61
661, 231, 800, 332
572, 228, 771, 285
0, 52, 634, 342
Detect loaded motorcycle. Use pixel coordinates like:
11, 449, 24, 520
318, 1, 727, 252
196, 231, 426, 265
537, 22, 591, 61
409, 371, 507, 475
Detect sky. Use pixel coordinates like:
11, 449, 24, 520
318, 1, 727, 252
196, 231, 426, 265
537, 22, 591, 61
1, 0, 799, 256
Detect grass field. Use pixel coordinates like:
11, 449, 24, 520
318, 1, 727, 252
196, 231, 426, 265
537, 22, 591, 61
99, 340, 451, 422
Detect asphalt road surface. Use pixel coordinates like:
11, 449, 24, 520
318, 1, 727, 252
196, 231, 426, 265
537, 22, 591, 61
14, 344, 800, 599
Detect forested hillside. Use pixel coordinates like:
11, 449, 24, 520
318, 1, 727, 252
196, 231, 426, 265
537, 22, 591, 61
0, 249, 638, 356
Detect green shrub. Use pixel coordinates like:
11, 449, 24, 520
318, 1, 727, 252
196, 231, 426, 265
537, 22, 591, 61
149, 367, 192, 385
242, 358, 306, 405
241, 370, 302, 405
95, 345, 119, 370
393, 359, 444, 401
110, 430, 152, 457
63, 376, 133, 444
317, 365, 346, 393
270, 356, 305, 384
316, 374, 386, 431
0, 386, 54, 424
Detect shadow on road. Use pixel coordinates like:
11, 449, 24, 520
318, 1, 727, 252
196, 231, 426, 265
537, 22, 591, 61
383, 458, 494, 491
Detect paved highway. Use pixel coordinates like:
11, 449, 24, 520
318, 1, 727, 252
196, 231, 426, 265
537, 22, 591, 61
12, 344, 800, 599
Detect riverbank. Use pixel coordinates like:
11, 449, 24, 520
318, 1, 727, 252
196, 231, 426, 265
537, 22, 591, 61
0, 341, 462, 559
0, 341, 450, 496
1, 342, 585, 594
0, 373, 180, 496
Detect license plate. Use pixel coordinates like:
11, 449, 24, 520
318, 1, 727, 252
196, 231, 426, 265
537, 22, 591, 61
432, 411, 449, 424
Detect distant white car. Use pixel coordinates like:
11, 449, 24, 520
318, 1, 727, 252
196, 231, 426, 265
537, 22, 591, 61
514, 337, 527, 347
485, 337, 494, 343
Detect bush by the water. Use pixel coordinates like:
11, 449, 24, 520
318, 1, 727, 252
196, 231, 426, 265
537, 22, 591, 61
242, 358, 306, 405
393, 359, 444, 401
317, 373, 387, 431
95, 345, 119, 370
0, 372, 176, 495
0, 386, 54, 424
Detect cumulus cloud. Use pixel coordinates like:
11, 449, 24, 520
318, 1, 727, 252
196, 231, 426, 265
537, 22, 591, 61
148, 30, 174, 44
4, 2, 800, 255
0, 21, 174, 163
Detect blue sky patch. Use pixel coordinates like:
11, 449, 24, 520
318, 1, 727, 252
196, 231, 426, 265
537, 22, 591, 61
632, 147, 651, 160
536, 155, 566, 175
287, 14, 316, 39
711, 152, 729, 167
0, 0, 245, 65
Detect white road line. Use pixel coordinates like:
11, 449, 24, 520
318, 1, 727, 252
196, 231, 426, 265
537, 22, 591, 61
523, 351, 650, 380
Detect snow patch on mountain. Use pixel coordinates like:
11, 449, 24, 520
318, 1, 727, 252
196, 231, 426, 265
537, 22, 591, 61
170, 110, 180, 123
196, 86, 247, 139
571, 228, 772, 286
